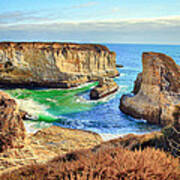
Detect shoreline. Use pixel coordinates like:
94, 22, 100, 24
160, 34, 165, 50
0, 42, 179, 178
24, 120, 161, 142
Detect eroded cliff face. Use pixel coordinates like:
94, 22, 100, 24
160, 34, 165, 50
0, 42, 119, 88
120, 52, 180, 126
0, 91, 26, 152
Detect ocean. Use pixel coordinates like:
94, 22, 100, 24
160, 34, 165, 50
5, 44, 180, 140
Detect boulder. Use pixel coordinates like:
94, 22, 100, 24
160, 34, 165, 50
90, 78, 118, 100
120, 52, 180, 126
0, 91, 26, 152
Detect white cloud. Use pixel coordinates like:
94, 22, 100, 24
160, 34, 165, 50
0, 16, 180, 44
0, 10, 54, 24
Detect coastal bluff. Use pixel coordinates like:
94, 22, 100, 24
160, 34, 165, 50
0, 42, 119, 88
0, 90, 102, 174
120, 52, 180, 126
0, 91, 25, 152
0, 90, 179, 178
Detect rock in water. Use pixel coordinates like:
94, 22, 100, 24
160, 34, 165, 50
0, 42, 119, 88
90, 77, 118, 100
116, 64, 124, 68
120, 52, 180, 126
0, 91, 26, 152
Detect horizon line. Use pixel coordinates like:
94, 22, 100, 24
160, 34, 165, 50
0, 40, 180, 46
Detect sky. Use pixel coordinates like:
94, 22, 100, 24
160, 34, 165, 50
0, 0, 180, 44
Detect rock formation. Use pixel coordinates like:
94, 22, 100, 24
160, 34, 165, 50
90, 77, 118, 99
0, 42, 119, 88
0, 125, 102, 174
116, 64, 123, 68
120, 52, 180, 126
0, 91, 26, 152
30, 126, 102, 155
1, 130, 180, 179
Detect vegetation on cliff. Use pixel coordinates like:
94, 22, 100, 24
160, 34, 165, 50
0, 90, 179, 179
1, 147, 179, 180
0, 50, 179, 179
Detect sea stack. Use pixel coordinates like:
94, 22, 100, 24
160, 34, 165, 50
0, 42, 119, 88
120, 52, 180, 126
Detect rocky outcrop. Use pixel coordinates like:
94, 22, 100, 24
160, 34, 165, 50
0, 91, 26, 152
173, 104, 180, 127
0, 42, 119, 88
132, 73, 142, 95
1, 130, 180, 180
29, 126, 102, 155
120, 52, 180, 126
90, 78, 118, 99
0, 126, 102, 174
116, 64, 123, 68
92, 131, 165, 152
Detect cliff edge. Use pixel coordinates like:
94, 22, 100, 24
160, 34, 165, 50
0, 42, 119, 88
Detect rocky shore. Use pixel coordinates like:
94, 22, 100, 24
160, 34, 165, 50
90, 77, 118, 100
0, 88, 179, 177
120, 52, 180, 126
0, 42, 119, 88
0, 49, 179, 179
0, 90, 102, 174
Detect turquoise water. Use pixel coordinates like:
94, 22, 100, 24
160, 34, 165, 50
5, 44, 180, 136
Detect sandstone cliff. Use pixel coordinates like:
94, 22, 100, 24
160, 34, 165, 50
0, 42, 119, 88
120, 52, 180, 126
0, 91, 25, 152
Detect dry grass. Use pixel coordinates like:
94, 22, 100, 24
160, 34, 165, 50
1, 147, 179, 180
0, 126, 102, 175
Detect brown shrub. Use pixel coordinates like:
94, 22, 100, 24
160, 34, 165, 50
1, 147, 179, 180
162, 105, 180, 157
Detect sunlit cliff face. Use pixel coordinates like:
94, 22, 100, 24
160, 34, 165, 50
0, 42, 118, 88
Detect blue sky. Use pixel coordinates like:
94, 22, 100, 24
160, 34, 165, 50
1, 0, 180, 44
